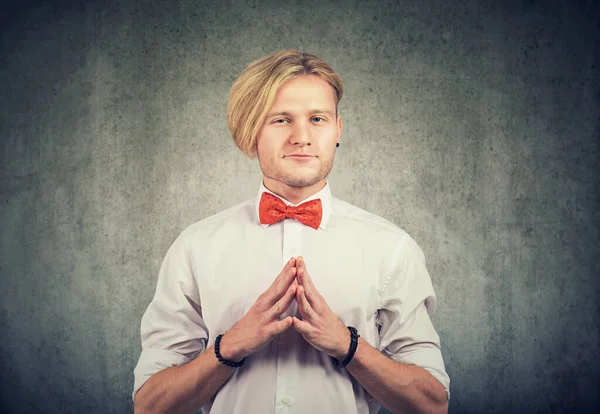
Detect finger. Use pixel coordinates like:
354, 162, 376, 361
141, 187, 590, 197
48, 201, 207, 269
270, 257, 296, 288
273, 316, 293, 335
268, 259, 297, 305
297, 257, 315, 291
297, 261, 319, 309
292, 316, 310, 334
296, 285, 313, 319
271, 278, 297, 319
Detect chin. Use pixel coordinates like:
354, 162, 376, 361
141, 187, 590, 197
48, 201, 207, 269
281, 175, 323, 188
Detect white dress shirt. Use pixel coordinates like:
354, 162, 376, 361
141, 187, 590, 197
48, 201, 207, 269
133, 180, 450, 413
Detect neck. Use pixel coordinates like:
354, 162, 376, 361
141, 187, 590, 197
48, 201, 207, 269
262, 177, 326, 205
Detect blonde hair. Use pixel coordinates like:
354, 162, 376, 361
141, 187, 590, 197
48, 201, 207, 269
227, 49, 344, 159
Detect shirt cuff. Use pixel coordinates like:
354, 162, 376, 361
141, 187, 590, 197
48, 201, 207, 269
384, 346, 451, 401
132, 348, 194, 403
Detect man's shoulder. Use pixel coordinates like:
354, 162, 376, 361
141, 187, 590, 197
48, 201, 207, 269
330, 196, 408, 238
331, 197, 426, 261
177, 197, 255, 242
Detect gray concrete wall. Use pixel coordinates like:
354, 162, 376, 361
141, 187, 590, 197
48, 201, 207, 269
1, 0, 598, 413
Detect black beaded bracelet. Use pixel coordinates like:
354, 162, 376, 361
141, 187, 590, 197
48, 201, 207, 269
332, 326, 360, 369
214, 334, 245, 368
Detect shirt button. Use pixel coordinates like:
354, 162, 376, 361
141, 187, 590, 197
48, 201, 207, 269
281, 396, 291, 406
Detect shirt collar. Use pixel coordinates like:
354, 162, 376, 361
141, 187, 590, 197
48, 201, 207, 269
255, 180, 332, 230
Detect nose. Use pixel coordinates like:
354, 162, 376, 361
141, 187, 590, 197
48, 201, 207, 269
290, 120, 311, 146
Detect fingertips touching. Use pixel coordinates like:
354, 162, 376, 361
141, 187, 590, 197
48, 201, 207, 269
278, 316, 293, 332
297, 266, 304, 282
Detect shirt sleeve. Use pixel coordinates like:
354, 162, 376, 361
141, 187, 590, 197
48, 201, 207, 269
132, 232, 208, 402
376, 234, 451, 400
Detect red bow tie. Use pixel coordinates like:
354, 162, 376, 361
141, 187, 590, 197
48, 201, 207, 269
259, 192, 322, 230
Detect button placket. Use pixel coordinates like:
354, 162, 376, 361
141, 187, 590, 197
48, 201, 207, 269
275, 219, 302, 412
282, 219, 302, 266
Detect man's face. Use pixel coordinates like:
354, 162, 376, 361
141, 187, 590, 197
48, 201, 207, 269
256, 75, 342, 196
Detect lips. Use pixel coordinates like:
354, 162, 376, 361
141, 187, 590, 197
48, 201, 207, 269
285, 155, 315, 161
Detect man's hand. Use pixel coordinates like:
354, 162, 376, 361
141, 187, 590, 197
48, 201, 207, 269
220, 258, 298, 361
291, 256, 350, 360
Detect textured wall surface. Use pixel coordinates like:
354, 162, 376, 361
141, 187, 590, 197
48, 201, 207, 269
1, 0, 598, 413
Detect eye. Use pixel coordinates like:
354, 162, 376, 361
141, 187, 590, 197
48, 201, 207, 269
312, 116, 324, 123
272, 118, 288, 124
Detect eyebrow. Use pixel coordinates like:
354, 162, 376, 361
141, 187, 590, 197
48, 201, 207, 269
266, 109, 336, 119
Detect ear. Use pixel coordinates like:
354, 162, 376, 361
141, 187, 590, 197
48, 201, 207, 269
336, 114, 343, 142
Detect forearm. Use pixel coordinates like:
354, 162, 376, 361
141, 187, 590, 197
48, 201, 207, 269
344, 338, 448, 414
134, 345, 235, 414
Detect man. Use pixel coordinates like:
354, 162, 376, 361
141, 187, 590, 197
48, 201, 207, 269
133, 49, 450, 414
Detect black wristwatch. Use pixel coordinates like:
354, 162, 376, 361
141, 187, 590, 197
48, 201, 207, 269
332, 326, 360, 369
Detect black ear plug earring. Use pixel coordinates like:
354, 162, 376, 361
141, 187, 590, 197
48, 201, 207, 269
336, 143, 340, 148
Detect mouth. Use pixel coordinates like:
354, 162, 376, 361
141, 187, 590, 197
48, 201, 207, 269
284, 155, 315, 162
284, 154, 315, 158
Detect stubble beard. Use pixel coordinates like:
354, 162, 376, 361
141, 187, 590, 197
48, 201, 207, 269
258, 153, 334, 189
